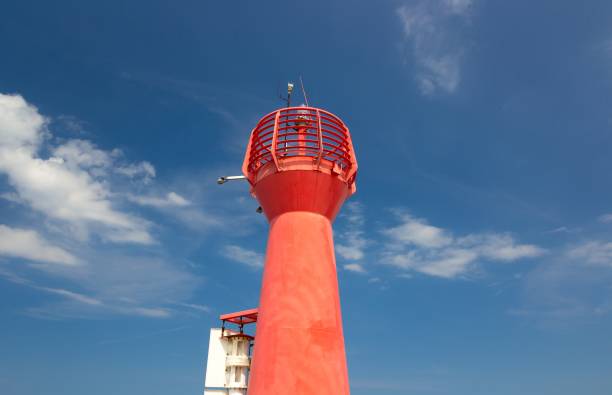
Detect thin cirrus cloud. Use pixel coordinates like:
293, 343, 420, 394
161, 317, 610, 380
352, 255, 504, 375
0, 241, 200, 321
40, 287, 103, 306
381, 212, 545, 278
0, 269, 103, 309
9, 254, 201, 320
336, 202, 368, 261
221, 244, 264, 269
598, 213, 612, 223
512, 240, 612, 321
336, 202, 369, 275
396, 0, 474, 95
127, 191, 191, 208
567, 241, 612, 266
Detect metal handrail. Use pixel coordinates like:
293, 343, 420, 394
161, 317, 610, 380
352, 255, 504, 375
244, 107, 357, 183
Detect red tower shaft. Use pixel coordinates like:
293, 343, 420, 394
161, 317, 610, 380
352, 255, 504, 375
243, 107, 357, 395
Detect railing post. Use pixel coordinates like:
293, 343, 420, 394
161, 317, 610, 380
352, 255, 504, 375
270, 111, 281, 171
315, 109, 324, 170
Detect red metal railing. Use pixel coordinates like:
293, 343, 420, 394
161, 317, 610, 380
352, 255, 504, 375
244, 107, 357, 183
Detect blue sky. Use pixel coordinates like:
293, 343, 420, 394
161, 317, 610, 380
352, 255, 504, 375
1, 0, 612, 394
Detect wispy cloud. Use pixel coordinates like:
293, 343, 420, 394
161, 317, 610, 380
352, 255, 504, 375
545, 226, 581, 234
381, 211, 544, 278
128, 191, 191, 208
514, 240, 612, 323
396, 0, 475, 95
176, 302, 211, 313
115, 160, 156, 183
343, 263, 367, 274
0, 224, 77, 265
336, 201, 370, 274
567, 241, 612, 266
383, 213, 452, 248
221, 245, 264, 269
52, 114, 89, 135
127, 307, 171, 318
40, 287, 102, 306
0, 270, 105, 312
598, 213, 612, 223
7, 254, 201, 320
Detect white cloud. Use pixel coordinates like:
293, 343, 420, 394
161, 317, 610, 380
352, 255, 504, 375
128, 191, 191, 208
567, 241, 612, 266
336, 202, 369, 261
444, 0, 473, 14
41, 287, 102, 306
0, 191, 23, 204
53, 114, 87, 134
177, 302, 211, 313
414, 248, 477, 278
458, 234, 546, 261
514, 241, 612, 322
0, 94, 46, 148
382, 212, 544, 278
383, 213, 452, 248
221, 245, 264, 268
0, 93, 153, 244
396, 0, 474, 95
546, 226, 573, 234
52, 139, 113, 171
598, 213, 612, 223
417, 55, 461, 95
344, 263, 367, 273
336, 245, 365, 260
115, 161, 156, 182
0, 224, 77, 265
129, 307, 171, 318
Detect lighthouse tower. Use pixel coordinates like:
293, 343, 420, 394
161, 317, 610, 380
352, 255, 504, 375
242, 105, 357, 395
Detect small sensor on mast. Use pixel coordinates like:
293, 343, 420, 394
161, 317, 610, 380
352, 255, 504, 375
279, 82, 294, 107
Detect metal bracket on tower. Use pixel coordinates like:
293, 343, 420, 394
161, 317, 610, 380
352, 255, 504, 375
217, 175, 247, 185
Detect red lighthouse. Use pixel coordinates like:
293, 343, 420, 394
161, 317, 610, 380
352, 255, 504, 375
205, 102, 357, 395
244, 105, 357, 395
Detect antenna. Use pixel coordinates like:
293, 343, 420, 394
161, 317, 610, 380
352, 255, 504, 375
299, 75, 310, 107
